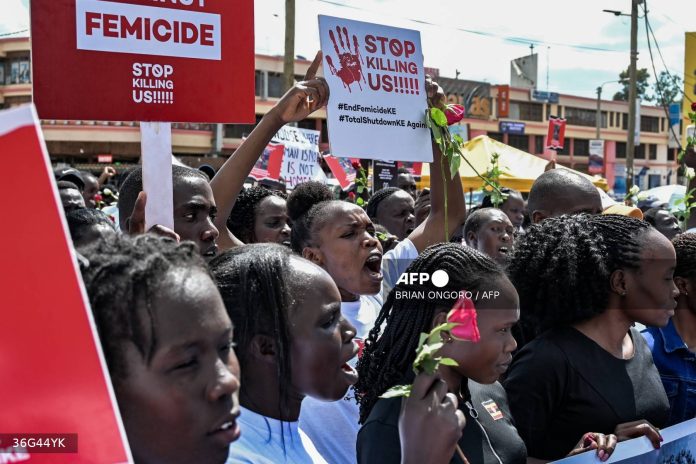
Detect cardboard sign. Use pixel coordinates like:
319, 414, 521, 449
546, 116, 566, 150
250, 143, 285, 181
324, 154, 358, 189
373, 159, 399, 192
0, 105, 130, 463
319, 15, 432, 162
141, 122, 174, 231
31, 0, 255, 123
273, 126, 324, 189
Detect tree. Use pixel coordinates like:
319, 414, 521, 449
612, 67, 654, 102
653, 71, 682, 107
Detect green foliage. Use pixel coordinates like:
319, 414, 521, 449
653, 71, 682, 107
612, 67, 654, 102
380, 322, 459, 399
479, 152, 508, 208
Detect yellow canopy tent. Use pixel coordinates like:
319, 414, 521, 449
418, 135, 608, 193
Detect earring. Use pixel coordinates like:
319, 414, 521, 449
441, 333, 453, 343
620, 291, 627, 296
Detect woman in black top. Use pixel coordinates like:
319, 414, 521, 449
504, 214, 677, 460
355, 243, 615, 463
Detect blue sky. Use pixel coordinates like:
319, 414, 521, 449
4, 0, 691, 99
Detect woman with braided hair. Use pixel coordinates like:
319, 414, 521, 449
504, 214, 677, 461
227, 186, 290, 246
292, 77, 467, 464
643, 233, 696, 425
79, 235, 242, 464
355, 243, 616, 463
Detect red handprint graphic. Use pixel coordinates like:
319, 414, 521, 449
326, 26, 365, 93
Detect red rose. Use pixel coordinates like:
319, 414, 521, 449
691, 102, 696, 111
445, 104, 466, 126
351, 160, 362, 170
348, 191, 356, 201
447, 293, 480, 342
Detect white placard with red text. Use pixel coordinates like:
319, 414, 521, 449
319, 16, 432, 162
31, 0, 254, 122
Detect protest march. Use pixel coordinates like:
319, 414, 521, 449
2, 0, 696, 463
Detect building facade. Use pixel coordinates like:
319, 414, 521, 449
1, 36, 678, 191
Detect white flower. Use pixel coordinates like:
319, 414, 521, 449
686, 167, 695, 180
629, 185, 640, 196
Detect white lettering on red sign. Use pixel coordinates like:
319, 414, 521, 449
76, 0, 221, 60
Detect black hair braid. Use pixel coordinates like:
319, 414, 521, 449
355, 243, 504, 423
209, 244, 294, 420
227, 186, 285, 243
79, 235, 207, 384
365, 187, 400, 219
673, 233, 696, 279
508, 214, 650, 340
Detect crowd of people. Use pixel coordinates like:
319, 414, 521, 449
54, 53, 696, 464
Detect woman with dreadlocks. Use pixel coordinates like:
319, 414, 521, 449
642, 233, 696, 425
504, 214, 676, 461
290, 77, 466, 464
80, 235, 242, 464
226, 186, 290, 246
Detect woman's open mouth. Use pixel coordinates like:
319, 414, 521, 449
363, 252, 383, 282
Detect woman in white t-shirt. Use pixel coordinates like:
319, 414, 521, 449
210, 244, 360, 464
286, 86, 466, 462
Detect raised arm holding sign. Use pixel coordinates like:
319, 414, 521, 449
211, 51, 330, 250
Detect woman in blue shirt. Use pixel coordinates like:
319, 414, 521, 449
643, 232, 696, 425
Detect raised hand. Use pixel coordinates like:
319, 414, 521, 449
325, 25, 365, 92
267, 51, 330, 125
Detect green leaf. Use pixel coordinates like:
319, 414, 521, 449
424, 110, 432, 129
356, 197, 364, 206
430, 108, 448, 127
418, 357, 441, 375
417, 332, 429, 351
453, 134, 464, 145
357, 185, 364, 194
439, 357, 459, 367
380, 384, 412, 399
450, 155, 461, 179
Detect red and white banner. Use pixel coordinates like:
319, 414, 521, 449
249, 143, 285, 181
31, 0, 255, 123
546, 116, 567, 151
397, 161, 423, 177
0, 105, 131, 463
324, 154, 359, 190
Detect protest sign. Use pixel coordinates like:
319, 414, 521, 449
250, 143, 285, 181
0, 105, 130, 463
588, 139, 604, 175
141, 122, 174, 231
552, 418, 696, 463
273, 126, 325, 189
546, 116, 567, 150
373, 160, 399, 192
31, 0, 254, 122
319, 15, 432, 162
397, 161, 423, 177
324, 154, 358, 189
